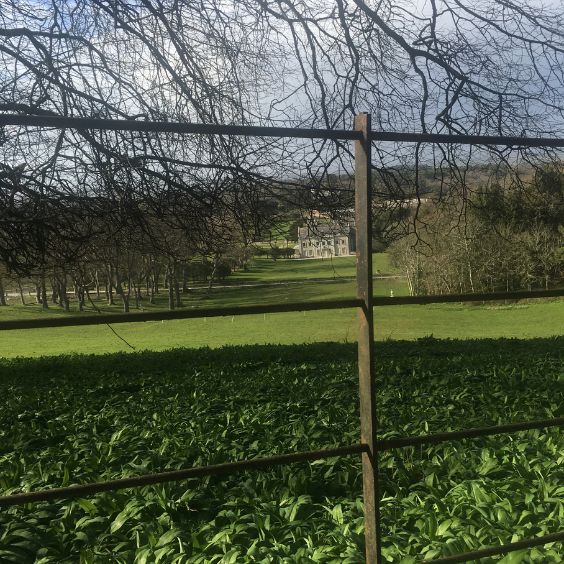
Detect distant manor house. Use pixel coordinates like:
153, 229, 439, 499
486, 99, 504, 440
296, 223, 356, 258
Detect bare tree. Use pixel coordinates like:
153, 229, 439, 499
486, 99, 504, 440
1, 0, 563, 288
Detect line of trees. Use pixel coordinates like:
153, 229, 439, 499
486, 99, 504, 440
390, 165, 564, 295
0, 155, 282, 311
1, 0, 564, 305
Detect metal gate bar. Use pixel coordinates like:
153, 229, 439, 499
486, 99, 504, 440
4, 113, 564, 147
0, 112, 562, 562
0, 289, 561, 331
376, 416, 564, 451
425, 530, 564, 564
0, 444, 366, 508
0, 417, 560, 508
0, 298, 362, 330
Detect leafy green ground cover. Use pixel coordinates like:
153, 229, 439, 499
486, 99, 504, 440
0, 339, 562, 562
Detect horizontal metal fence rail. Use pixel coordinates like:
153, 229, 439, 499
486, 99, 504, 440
0, 416, 560, 509
0, 289, 561, 331
377, 416, 564, 451
373, 288, 564, 306
0, 298, 361, 331
424, 530, 564, 564
370, 131, 564, 148
0, 444, 365, 508
1, 112, 563, 562
3, 114, 564, 147
0, 114, 361, 140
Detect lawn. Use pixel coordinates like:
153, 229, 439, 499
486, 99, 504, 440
0, 339, 562, 562
227, 253, 398, 284
0, 299, 562, 358
2, 248, 561, 359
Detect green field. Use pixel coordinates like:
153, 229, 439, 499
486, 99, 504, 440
1, 251, 562, 358
0, 339, 562, 562
227, 253, 398, 283
0, 300, 562, 358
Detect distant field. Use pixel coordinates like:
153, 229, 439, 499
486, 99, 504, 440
0, 300, 562, 358
0, 253, 405, 324
0, 277, 408, 322
227, 253, 398, 283
1, 251, 562, 358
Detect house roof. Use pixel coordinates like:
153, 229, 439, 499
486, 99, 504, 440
298, 222, 354, 239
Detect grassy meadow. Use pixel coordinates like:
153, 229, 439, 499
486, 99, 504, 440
226, 253, 399, 283
0, 252, 562, 562
0, 300, 563, 358
0, 252, 562, 357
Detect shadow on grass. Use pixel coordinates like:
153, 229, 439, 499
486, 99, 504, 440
1, 336, 562, 381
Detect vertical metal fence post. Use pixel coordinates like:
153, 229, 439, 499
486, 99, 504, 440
355, 113, 381, 563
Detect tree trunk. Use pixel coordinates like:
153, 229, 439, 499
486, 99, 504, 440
59, 278, 70, 311
174, 272, 182, 308
148, 274, 155, 304
167, 265, 175, 310
107, 265, 115, 305
207, 256, 219, 292
121, 291, 130, 312
51, 279, 58, 304
17, 279, 25, 305
95, 270, 101, 299
0, 277, 6, 306
116, 283, 130, 313
75, 283, 85, 311
182, 265, 189, 293
115, 269, 130, 313
153, 267, 160, 295
134, 281, 141, 309
40, 274, 48, 310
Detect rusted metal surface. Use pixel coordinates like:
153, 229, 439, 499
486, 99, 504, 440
0, 299, 362, 331
0, 444, 366, 508
370, 130, 564, 147
0, 114, 361, 140
3, 114, 564, 147
355, 112, 382, 564
373, 288, 564, 306
424, 530, 564, 563
376, 416, 564, 451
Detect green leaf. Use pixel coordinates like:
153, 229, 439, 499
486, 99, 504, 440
498, 549, 528, 564
436, 519, 453, 537
156, 529, 181, 548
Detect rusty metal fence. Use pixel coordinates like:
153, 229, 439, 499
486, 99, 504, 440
0, 112, 563, 563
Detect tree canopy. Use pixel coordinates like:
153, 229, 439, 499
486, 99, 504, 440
0, 0, 563, 296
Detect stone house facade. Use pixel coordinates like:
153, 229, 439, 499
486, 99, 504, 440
296, 223, 356, 258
